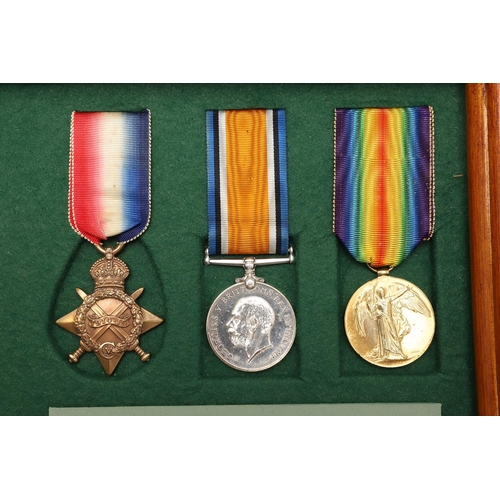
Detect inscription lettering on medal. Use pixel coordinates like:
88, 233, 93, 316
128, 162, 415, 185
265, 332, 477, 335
256, 285, 274, 297
206, 282, 296, 372
87, 314, 131, 328
273, 295, 285, 309
220, 286, 247, 304
270, 325, 293, 359
214, 338, 232, 359
207, 313, 232, 359
271, 345, 283, 359
282, 326, 293, 343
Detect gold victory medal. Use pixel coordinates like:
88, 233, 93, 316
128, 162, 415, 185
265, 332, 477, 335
345, 275, 435, 368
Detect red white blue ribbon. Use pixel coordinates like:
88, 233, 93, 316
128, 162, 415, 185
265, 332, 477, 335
69, 110, 151, 245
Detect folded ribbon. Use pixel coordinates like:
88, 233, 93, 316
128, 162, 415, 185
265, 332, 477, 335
69, 110, 151, 244
333, 106, 435, 268
206, 109, 289, 255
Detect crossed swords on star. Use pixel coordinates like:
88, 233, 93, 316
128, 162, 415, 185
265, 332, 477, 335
69, 287, 150, 363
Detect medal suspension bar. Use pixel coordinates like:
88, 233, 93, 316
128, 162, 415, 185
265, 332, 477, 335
204, 247, 294, 267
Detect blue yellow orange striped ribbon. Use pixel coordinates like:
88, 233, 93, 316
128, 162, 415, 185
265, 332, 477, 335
333, 106, 435, 268
206, 109, 289, 255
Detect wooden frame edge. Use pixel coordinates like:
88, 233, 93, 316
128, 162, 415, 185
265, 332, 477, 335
466, 83, 500, 415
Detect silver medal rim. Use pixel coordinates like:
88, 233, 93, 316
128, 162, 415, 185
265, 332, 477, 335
344, 275, 435, 368
206, 282, 296, 372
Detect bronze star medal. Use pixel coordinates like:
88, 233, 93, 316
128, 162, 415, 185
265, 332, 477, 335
57, 247, 163, 375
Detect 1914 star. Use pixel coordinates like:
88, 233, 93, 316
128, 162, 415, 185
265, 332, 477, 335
56, 248, 163, 375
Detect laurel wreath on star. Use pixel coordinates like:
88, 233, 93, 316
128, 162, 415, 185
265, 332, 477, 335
74, 289, 143, 354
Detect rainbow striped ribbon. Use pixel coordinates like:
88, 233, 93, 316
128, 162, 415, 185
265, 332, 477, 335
69, 110, 151, 245
206, 109, 289, 255
333, 106, 435, 268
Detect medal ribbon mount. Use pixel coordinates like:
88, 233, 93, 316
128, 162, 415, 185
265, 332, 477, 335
205, 109, 296, 372
206, 109, 289, 256
333, 106, 435, 268
69, 110, 151, 245
335, 106, 436, 368
58, 110, 163, 376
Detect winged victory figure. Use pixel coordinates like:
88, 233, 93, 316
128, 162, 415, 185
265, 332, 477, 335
355, 281, 431, 361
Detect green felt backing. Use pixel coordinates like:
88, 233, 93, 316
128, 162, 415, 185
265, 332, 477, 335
0, 84, 475, 415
